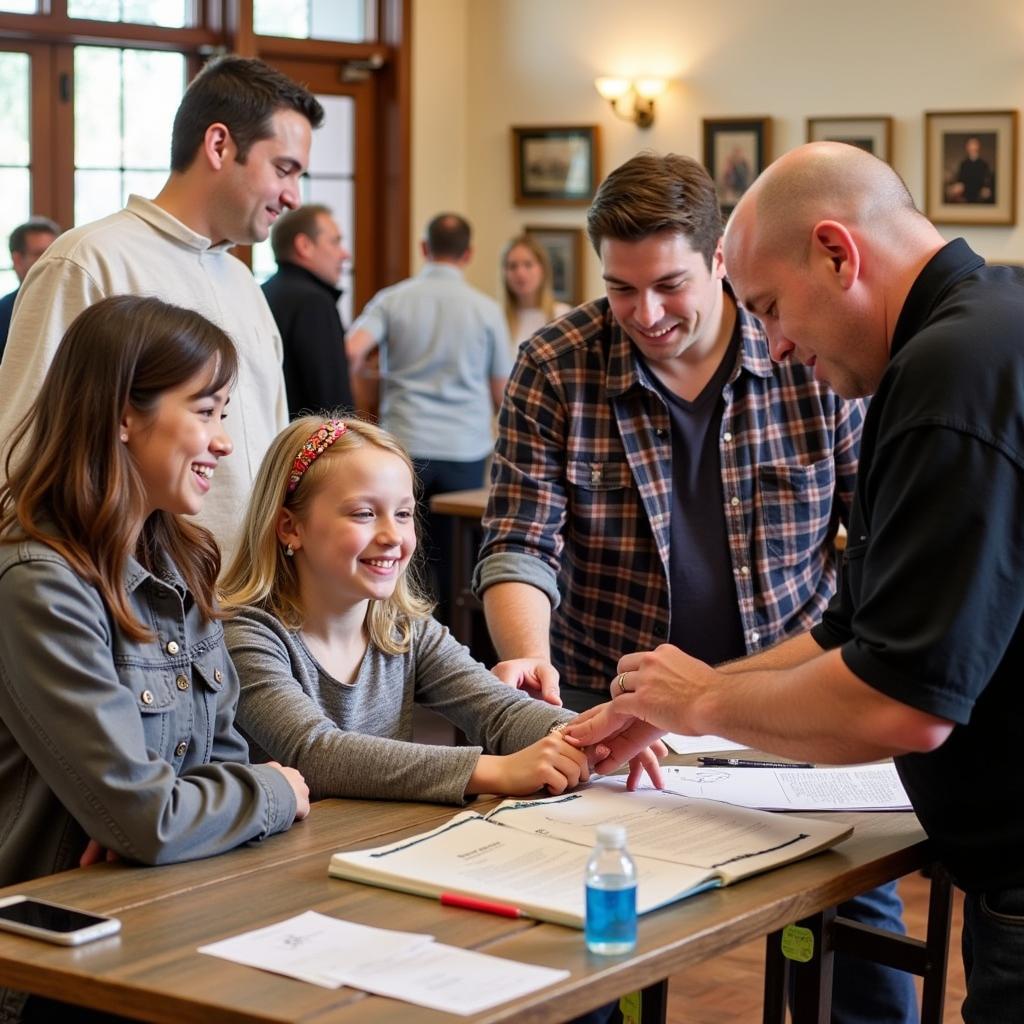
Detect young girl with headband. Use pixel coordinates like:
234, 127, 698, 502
0, 296, 309, 1020
221, 416, 660, 803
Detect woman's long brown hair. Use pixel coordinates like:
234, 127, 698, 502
0, 295, 238, 641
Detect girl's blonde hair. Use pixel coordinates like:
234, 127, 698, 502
501, 234, 557, 331
220, 415, 433, 654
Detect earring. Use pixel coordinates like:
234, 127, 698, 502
285, 544, 294, 558
120, 432, 128, 442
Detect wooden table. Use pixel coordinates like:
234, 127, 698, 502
0, 792, 948, 1023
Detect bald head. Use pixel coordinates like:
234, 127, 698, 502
726, 142, 919, 269
722, 143, 948, 399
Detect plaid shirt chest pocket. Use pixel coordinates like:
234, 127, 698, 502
756, 456, 836, 564
566, 458, 634, 497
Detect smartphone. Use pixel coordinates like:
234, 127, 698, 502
0, 896, 121, 946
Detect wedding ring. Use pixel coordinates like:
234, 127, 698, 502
615, 672, 629, 696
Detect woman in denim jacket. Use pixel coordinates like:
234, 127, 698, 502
0, 296, 309, 1023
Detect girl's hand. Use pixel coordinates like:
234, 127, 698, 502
265, 761, 311, 820
79, 839, 120, 867
466, 734, 590, 796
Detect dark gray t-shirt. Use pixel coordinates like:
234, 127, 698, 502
640, 328, 745, 665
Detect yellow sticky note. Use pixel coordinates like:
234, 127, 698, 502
781, 924, 815, 963
620, 990, 642, 1024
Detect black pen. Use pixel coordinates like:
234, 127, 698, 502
696, 757, 815, 769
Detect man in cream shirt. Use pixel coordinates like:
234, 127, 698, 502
0, 56, 323, 564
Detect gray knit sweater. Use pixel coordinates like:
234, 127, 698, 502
224, 607, 575, 805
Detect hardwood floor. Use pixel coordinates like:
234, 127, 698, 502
665, 872, 967, 1023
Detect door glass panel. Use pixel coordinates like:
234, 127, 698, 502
73, 45, 185, 224
0, 53, 31, 294
75, 168, 122, 225
0, 1, 38, 13
122, 49, 181, 167
253, 0, 371, 43
0, 169, 32, 296
67, 0, 190, 28
252, 94, 355, 326
74, 47, 122, 168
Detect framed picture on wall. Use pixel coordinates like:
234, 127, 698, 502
702, 117, 771, 216
807, 115, 892, 163
524, 225, 584, 305
925, 110, 1018, 225
512, 126, 600, 205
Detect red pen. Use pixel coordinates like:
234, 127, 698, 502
439, 892, 523, 918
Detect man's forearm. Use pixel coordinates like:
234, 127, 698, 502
717, 631, 824, 673
695, 648, 954, 763
482, 581, 552, 661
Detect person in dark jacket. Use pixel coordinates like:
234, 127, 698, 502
262, 204, 354, 419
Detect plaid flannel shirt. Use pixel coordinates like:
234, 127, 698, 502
472, 291, 865, 692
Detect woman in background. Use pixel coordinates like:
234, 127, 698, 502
501, 234, 571, 350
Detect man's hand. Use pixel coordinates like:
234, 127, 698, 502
266, 761, 311, 820
565, 702, 669, 775
490, 658, 561, 705
611, 644, 717, 734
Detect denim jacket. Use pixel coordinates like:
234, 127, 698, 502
0, 537, 296, 889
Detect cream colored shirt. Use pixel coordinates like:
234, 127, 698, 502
0, 196, 288, 564
510, 301, 572, 350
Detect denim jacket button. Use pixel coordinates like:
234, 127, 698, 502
165, 640, 180, 655
175, 675, 189, 691
174, 741, 188, 757
141, 690, 154, 706
214, 669, 223, 683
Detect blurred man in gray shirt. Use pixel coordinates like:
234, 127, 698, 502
347, 213, 511, 620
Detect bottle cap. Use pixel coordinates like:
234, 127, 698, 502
596, 824, 627, 846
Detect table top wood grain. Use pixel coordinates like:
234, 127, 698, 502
0, 791, 926, 1023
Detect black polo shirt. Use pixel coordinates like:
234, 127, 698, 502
813, 239, 1024, 892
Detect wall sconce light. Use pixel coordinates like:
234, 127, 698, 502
594, 76, 667, 129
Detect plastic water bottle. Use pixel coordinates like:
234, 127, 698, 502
584, 824, 637, 954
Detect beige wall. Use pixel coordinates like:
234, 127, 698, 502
409, 0, 470, 267
410, 0, 1024, 304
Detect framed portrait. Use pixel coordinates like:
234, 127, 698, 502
925, 110, 1018, 225
702, 117, 771, 215
806, 116, 892, 162
512, 126, 600, 206
524, 225, 584, 305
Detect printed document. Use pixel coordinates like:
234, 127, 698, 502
658, 762, 912, 810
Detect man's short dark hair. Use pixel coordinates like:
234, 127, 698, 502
270, 204, 332, 263
9, 216, 61, 256
586, 152, 722, 269
170, 55, 325, 173
425, 214, 471, 260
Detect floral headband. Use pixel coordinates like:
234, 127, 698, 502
286, 420, 347, 494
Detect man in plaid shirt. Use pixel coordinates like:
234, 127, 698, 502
472, 153, 914, 1024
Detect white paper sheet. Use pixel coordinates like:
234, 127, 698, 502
197, 910, 431, 988
325, 940, 569, 1016
198, 910, 568, 1014
660, 733, 747, 755
658, 762, 912, 811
